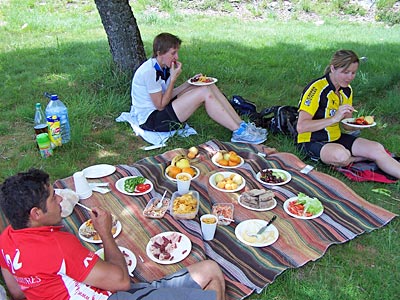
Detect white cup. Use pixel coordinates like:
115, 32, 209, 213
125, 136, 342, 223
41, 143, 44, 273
200, 214, 218, 241
73, 171, 92, 199
176, 172, 192, 194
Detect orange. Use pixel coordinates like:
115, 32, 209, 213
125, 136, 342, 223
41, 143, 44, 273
168, 166, 182, 179
228, 160, 238, 166
218, 159, 229, 166
182, 167, 196, 177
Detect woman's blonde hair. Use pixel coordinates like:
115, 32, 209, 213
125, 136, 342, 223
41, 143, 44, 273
324, 50, 359, 74
152, 33, 182, 58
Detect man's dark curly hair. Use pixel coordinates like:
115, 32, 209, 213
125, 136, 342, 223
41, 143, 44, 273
0, 168, 50, 229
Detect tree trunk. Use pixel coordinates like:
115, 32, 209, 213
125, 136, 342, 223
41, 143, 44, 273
94, 0, 146, 74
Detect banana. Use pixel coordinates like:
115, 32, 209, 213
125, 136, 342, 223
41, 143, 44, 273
171, 154, 186, 167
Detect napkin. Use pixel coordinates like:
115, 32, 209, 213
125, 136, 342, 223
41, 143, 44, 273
56, 189, 79, 218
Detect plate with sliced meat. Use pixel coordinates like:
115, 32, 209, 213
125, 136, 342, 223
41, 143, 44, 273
146, 231, 191, 264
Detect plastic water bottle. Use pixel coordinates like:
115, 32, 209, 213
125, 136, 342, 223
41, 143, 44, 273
45, 93, 71, 144
34, 103, 48, 136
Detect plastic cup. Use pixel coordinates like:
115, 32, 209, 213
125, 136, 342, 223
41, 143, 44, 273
200, 214, 218, 241
176, 172, 192, 194
73, 171, 92, 199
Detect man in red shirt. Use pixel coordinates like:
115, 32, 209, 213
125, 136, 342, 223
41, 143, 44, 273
0, 169, 225, 300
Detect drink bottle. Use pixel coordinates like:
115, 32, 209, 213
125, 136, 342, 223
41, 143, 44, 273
36, 133, 53, 158
47, 115, 62, 147
45, 93, 71, 144
34, 103, 48, 136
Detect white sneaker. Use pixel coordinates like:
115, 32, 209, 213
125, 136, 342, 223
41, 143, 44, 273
247, 122, 267, 136
231, 126, 267, 144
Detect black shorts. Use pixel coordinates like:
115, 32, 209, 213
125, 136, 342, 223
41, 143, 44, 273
297, 133, 357, 161
139, 101, 183, 132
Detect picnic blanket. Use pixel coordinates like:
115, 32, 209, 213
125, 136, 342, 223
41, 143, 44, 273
51, 139, 397, 300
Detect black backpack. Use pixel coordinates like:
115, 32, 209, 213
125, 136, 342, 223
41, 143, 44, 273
257, 106, 299, 138
229, 95, 260, 121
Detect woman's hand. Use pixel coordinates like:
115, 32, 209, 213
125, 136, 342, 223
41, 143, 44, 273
170, 60, 182, 81
334, 104, 354, 122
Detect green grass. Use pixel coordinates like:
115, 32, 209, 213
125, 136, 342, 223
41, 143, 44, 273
0, 0, 399, 299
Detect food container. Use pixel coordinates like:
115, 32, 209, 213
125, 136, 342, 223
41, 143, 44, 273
170, 190, 199, 219
212, 203, 234, 225
143, 197, 170, 219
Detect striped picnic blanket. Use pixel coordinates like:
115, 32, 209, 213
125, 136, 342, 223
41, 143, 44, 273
53, 139, 397, 300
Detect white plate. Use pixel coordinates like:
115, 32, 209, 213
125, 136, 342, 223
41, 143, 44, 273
283, 197, 324, 220
82, 164, 116, 179
79, 220, 122, 244
187, 77, 218, 86
341, 118, 376, 128
211, 154, 244, 169
209, 171, 246, 193
165, 166, 200, 182
146, 231, 191, 265
95, 246, 137, 276
235, 219, 279, 247
238, 195, 277, 211
115, 176, 153, 196
256, 169, 291, 186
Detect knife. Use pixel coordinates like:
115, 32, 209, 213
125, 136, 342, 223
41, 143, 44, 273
256, 215, 277, 235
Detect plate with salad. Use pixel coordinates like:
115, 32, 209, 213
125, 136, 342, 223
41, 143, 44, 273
115, 176, 153, 196
283, 193, 324, 220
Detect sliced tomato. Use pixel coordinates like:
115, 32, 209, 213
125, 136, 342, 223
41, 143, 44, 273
135, 183, 151, 193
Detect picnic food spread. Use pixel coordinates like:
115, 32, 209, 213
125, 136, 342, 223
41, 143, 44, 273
54, 140, 397, 300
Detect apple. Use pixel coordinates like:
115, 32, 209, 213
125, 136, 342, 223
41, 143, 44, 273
176, 158, 190, 169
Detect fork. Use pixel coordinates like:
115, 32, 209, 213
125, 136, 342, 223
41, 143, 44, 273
248, 215, 277, 237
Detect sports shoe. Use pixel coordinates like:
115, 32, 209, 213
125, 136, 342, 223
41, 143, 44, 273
231, 126, 267, 145
247, 122, 267, 136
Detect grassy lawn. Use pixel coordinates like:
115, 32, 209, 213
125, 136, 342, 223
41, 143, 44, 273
0, 0, 399, 299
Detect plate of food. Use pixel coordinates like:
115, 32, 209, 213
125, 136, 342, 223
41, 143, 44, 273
209, 171, 245, 193
95, 246, 137, 276
211, 150, 244, 168
115, 176, 153, 196
146, 231, 191, 264
235, 219, 279, 247
79, 217, 122, 244
256, 169, 291, 186
283, 193, 324, 220
188, 74, 218, 86
341, 117, 376, 128
165, 166, 200, 182
238, 189, 277, 211
82, 164, 116, 179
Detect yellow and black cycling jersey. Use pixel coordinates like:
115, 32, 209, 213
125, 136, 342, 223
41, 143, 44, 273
297, 74, 353, 144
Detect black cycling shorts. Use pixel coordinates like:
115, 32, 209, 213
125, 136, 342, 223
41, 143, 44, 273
139, 101, 183, 132
297, 133, 357, 161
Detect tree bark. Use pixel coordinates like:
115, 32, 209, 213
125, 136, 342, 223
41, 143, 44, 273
94, 0, 146, 74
